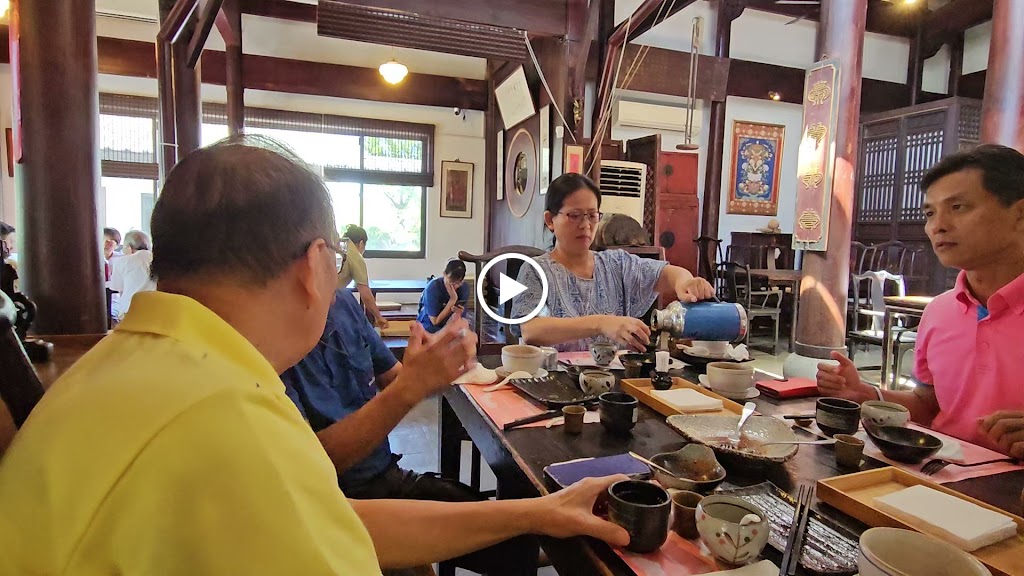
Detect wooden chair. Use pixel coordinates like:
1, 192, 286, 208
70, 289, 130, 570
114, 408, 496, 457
717, 262, 783, 354
848, 271, 917, 378
0, 312, 46, 455
694, 236, 723, 282
459, 245, 545, 355
603, 245, 665, 261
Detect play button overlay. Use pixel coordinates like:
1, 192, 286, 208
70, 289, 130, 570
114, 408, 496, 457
477, 253, 548, 325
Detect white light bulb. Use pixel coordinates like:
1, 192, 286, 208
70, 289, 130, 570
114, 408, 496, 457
379, 60, 409, 85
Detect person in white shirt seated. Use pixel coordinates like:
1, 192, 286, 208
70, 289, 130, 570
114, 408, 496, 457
107, 230, 156, 320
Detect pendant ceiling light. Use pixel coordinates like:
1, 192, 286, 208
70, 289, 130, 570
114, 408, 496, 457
0, 0, 9, 17
379, 59, 409, 85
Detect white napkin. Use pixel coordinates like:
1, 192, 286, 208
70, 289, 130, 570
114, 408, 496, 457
704, 560, 778, 576
453, 364, 497, 385
651, 388, 723, 413
655, 350, 670, 372
681, 343, 750, 361
727, 343, 750, 361
874, 485, 1017, 552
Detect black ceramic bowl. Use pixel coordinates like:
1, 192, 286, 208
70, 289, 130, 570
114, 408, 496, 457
864, 424, 943, 464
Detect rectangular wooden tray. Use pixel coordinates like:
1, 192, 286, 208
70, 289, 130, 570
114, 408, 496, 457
621, 377, 743, 418
817, 467, 1024, 576
380, 320, 413, 337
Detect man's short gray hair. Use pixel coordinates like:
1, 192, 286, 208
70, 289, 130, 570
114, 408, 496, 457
123, 230, 150, 251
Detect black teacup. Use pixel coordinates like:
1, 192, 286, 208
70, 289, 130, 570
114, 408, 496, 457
816, 397, 861, 437
607, 480, 671, 553
599, 392, 639, 435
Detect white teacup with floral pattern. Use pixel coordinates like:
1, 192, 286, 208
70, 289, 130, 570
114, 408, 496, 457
696, 496, 770, 566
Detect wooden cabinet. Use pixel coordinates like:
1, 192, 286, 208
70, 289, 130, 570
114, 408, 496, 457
855, 97, 981, 294
730, 232, 796, 269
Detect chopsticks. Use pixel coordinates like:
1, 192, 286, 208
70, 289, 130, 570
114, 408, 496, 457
780, 484, 814, 576
502, 410, 561, 431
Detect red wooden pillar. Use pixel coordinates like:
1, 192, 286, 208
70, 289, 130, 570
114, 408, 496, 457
787, 0, 868, 375
980, 0, 1024, 151
10, 0, 107, 334
219, 0, 245, 137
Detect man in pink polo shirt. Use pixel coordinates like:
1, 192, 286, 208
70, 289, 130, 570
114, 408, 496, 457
818, 144, 1024, 458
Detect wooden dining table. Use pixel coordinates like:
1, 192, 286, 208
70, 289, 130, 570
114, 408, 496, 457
439, 357, 1024, 576
747, 268, 803, 353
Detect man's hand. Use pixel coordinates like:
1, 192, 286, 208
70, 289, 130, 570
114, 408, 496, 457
675, 277, 715, 303
599, 316, 651, 352
530, 475, 630, 546
394, 319, 477, 404
979, 411, 1024, 459
817, 351, 876, 403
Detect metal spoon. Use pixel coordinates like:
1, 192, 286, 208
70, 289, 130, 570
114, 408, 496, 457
732, 401, 757, 442
629, 451, 680, 479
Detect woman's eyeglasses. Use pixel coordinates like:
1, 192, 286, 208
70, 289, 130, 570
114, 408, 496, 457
557, 211, 603, 225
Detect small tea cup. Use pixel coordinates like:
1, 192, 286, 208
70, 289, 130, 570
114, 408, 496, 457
607, 480, 672, 553
861, 400, 910, 428
696, 496, 770, 566
579, 369, 615, 396
816, 397, 862, 437
599, 392, 639, 435
590, 342, 618, 367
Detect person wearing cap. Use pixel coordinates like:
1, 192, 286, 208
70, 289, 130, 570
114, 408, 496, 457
338, 223, 388, 329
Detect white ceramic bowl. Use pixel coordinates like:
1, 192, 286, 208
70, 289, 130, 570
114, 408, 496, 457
501, 345, 543, 374
861, 400, 911, 428
858, 527, 991, 576
706, 361, 754, 395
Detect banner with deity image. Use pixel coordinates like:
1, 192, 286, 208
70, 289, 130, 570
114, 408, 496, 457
727, 121, 785, 216
792, 58, 841, 251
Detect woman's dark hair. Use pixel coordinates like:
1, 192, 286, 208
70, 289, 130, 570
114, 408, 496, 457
151, 135, 336, 285
342, 224, 368, 246
545, 172, 601, 215
444, 258, 467, 281
922, 144, 1024, 206
0, 222, 13, 238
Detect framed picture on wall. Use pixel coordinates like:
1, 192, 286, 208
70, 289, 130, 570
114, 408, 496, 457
441, 160, 474, 219
727, 121, 785, 216
564, 144, 584, 175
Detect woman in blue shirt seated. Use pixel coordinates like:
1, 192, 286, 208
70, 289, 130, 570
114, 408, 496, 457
512, 173, 714, 352
417, 258, 470, 333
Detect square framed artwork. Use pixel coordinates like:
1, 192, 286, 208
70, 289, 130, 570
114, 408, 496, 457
727, 121, 785, 216
564, 144, 585, 175
441, 160, 474, 219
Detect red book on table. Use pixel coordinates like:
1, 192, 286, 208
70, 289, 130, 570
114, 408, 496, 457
755, 377, 819, 399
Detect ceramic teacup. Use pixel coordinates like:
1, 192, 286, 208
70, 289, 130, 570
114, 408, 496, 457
706, 362, 754, 396
861, 400, 910, 428
501, 344, 543, 374
590, 342, 618, 367
834, 433, 865, 468
670, 490, 703, 539
696, 496, 770, 566
816, 397, 862, 437
539, 346, 559, 371
607, 480, 672, 553
599, 392, 639, 435
579, 369, 615, 396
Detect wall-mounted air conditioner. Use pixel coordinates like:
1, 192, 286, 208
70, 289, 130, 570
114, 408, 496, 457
612, 100, 702, 135
599, 160, 647, 224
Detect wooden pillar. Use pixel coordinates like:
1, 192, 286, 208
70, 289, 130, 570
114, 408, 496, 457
792, 0, 868, 363
699, 0, 744, 277
906, 17, 925, 105
10, 0, 107, 334
948, 32, 964, 97
173, 12, 203, 157
219, 0, 245, 136
980, 0, 1024, 150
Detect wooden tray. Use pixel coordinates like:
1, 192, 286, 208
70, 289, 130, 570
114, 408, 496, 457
817, 467, 1024, 576
621, 377, 743, 418
380, 320, 414, 337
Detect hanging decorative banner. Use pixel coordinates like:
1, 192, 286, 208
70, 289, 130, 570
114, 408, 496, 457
728, 121, 785, 216
793, 58, 841, 252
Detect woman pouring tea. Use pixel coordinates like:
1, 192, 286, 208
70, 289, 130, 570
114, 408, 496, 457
511, 173, 714, 352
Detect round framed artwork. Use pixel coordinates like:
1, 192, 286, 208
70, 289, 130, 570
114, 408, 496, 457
505, 127, 537, 218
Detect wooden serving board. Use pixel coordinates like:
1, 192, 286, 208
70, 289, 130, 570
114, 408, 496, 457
620, 377, 744, 418
380, 320, 414, 337
817, 467, 1024, 576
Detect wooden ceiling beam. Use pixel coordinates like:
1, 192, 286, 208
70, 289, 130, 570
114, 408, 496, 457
335, 0, 567, 36
745, 0, 916, 38
186, 0, 226, 68
0, 26, 487, 111
240, 0, 316, 23
625, 0, 698, 44
921, 0, 993, 55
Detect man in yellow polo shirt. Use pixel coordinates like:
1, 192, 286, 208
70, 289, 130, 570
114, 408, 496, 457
0, 138, 627, 575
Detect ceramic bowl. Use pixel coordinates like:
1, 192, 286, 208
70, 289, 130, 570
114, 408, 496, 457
861, 400, 911, 428
501, 345, 543, 374
863, 424, 942, 464
706, 362, 755, 395
816, 397, 862, 437
590, 343, 618, 367
650, 444, 727, 492
858, 527, 992, 576
666, 414, 799, 463
579, 369, 615, 396
696, 496, 770, 566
